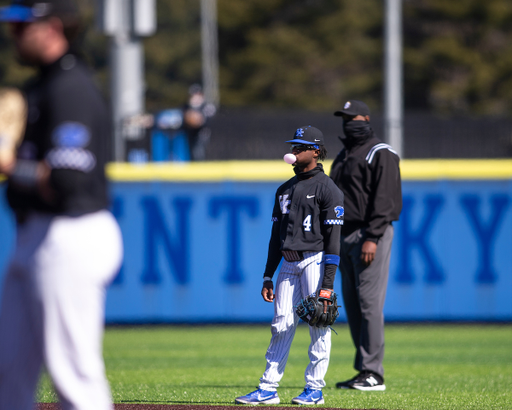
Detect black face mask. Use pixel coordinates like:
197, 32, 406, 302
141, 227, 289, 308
342, 120, 373, 148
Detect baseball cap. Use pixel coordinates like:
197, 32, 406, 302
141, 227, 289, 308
286, 125, 324, 146
0, 0, 79, 22
334, 100, 370, 117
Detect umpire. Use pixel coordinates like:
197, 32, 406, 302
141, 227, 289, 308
329, 100, 402, 391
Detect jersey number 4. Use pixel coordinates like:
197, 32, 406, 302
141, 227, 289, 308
303, 214, 311, 231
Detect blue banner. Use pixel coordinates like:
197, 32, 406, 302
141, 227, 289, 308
0, 176, 511, 322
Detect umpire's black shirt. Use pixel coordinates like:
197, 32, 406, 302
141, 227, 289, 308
330, 133, 402, 242
7, 52, 110, 219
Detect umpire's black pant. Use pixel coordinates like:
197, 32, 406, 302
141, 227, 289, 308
338, 224, 394, 379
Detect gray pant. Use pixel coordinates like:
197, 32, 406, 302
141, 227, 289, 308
339, 224, 394, 378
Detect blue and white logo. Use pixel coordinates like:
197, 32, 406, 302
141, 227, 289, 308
279, 194, 291, 215
334, 206, 344, 218
294, 128, 304, 138
52, 122, 90, 148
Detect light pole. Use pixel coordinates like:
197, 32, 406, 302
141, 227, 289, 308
96, 0, 156, 162
201, 0, 219, 109
384, 0, 403, 157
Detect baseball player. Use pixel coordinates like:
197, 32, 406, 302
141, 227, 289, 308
0, 1, 123, 409
330, 100, 402, 391
235, 126, 344, 405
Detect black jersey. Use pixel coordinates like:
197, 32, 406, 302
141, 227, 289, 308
6, 53, 110, 218
263, 164, 344, 288
330, 135, 402, 241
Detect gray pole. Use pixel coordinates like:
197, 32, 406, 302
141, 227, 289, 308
201, 0, 219, 108
384, 0, 403, 157
110, 0, 144, 162
97, 0, 155, 162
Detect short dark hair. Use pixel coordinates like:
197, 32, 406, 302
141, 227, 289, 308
317, 146, 327, 161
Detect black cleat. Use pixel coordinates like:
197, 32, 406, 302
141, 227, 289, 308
350, 372, 386, 391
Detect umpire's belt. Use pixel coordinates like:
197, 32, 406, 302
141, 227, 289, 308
282, 250, 304, 262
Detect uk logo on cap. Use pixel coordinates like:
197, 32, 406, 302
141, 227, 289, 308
344, 101, 351, 109
295, 128, 305, 137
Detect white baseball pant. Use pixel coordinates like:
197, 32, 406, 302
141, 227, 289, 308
259, 251, 331, 391
0, 210, 123, 410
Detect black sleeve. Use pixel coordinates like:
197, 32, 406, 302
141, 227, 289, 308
320, 224, 340, 289
366, 150, 401, 241
263, 220, 282, 279
319, 182, 344, 289
263, 192, 283, 279
322, 264, 338, 289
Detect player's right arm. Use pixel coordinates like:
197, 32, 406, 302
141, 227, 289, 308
261, 192, 283, 302
262, 218, 281, 303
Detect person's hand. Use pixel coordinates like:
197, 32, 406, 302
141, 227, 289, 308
361, 240, 377, 266
0, 156, 16, 176
261, 281, 275, 303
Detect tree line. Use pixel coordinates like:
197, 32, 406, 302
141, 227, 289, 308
1, 0, 511, 117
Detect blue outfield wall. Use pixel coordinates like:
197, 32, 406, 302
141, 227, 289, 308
0, 160, 511, 322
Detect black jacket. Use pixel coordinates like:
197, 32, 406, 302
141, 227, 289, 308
330, 135, 402, 242
7, 53, 110, 219
263, 164, 344, 288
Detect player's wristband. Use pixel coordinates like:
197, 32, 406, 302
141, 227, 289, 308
324, 254, 340, 266
263, 276, 273, 283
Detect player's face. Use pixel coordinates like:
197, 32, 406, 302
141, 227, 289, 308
291, 144, 318, 170
10, 20, 52, 65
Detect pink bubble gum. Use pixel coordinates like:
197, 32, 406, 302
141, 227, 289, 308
283, 153, 296, 164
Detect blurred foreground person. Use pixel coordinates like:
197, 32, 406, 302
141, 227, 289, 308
0, 1, 123, 409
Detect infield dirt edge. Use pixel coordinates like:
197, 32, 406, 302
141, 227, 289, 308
36, 403, 377, 410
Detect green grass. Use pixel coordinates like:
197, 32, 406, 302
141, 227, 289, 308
36, 324, 512, 409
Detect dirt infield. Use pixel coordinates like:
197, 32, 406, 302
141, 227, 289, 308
36, 404, 373, 410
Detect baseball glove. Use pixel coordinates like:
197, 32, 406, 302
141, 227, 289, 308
295, 289, 339, 327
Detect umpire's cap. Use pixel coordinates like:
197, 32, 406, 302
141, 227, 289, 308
334, 100, 370, 117
0, 0, 79, 22
286, 125, 324, 146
